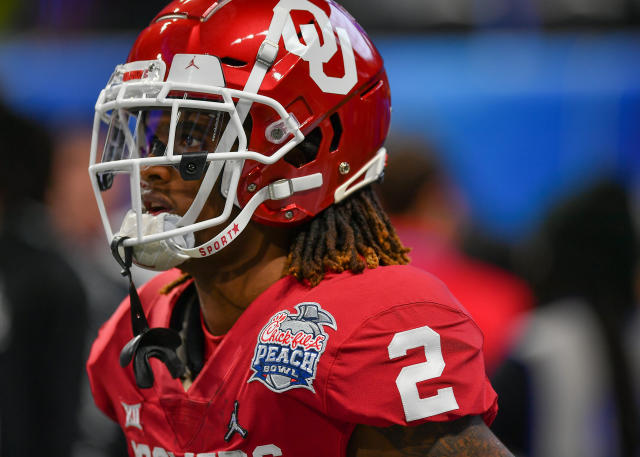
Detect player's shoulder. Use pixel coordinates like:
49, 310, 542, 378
295, 266, 497, 426
268, 265, 480, 350
310, 264, 472, 321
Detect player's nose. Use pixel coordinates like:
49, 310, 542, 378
140, 164, 173, 185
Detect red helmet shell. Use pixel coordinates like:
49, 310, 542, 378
127, 0, 391, 226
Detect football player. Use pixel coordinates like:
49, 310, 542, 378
87, 0, 513, 455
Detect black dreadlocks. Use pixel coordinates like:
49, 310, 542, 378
286, 186, 410, 287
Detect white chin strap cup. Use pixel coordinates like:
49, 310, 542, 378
116, 211, 195, 271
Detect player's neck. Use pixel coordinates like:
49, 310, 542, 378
179, 222, 292, 335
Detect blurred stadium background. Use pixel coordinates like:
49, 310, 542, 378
1, 0, 639, 243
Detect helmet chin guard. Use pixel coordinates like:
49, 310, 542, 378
115, 211, 193, 271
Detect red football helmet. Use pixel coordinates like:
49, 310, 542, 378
89, 0, 391, 270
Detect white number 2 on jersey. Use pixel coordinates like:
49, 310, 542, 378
388, 325, 459, 421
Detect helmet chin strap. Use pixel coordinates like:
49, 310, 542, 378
116, 211, 194, 271
110, 237, 185, 389
173, 173, 323, 259
121, 144, 386, 271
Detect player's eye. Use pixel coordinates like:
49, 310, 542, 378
181, 134, 202, 149
175, 120, 208, 153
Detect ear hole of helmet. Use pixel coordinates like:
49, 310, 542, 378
284, 127, 321, 168
282, 112, 342, 168
329, 113, 342, 152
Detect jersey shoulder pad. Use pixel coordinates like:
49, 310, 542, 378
315, 265, 497, 427
311, 264, 474, 325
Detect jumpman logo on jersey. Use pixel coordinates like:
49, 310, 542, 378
185, 56, 200, 70
224, 401, 248, 442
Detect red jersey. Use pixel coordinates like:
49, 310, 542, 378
393, 224, 534, 374
88, 265, 497, 457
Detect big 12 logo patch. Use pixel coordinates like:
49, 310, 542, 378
249, 302, 337, 393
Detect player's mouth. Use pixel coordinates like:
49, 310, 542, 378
142, 192, 174, 215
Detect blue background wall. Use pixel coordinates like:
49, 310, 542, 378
1, 31, 638, 241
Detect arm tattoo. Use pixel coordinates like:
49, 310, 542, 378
348, 416, 514, 457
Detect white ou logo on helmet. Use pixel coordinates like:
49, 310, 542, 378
275, 0, 357, 95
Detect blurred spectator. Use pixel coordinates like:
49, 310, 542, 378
1, 0, 638, 32
0, 104, 88, 456
492, 179, 640, 457
47, 127, 141, 457
0, 0, 160, 32
379, 138, 533, 375
47, 127, 161, 456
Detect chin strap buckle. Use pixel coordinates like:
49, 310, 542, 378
268, 179, 295, 200
256, 39, 279, 68
267, 174, 324, 201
